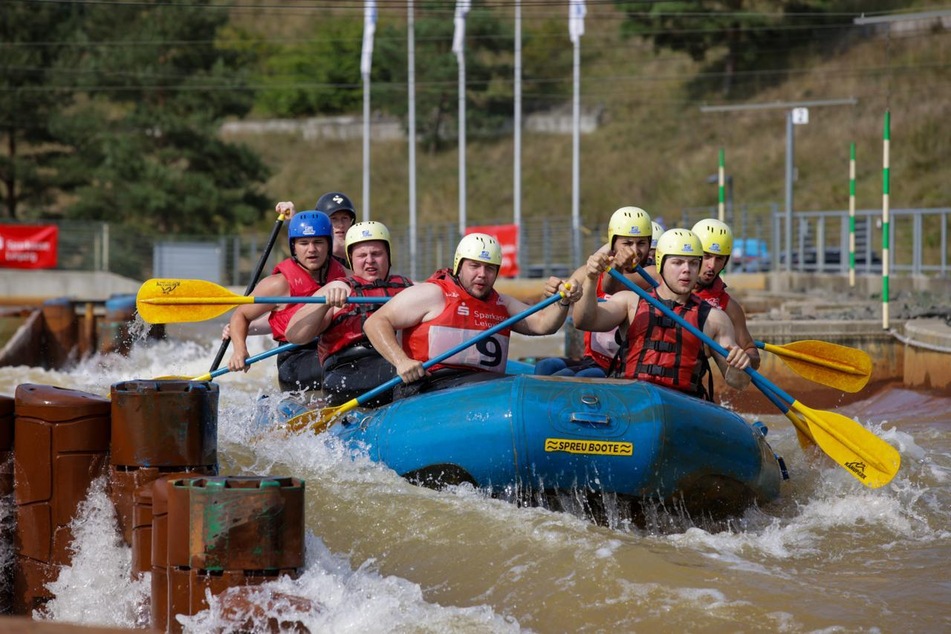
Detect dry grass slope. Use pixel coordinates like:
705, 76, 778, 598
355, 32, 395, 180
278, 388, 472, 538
225, 2, 950, 236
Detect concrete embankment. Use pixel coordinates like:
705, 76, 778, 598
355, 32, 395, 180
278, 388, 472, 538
1, 269, 949, 399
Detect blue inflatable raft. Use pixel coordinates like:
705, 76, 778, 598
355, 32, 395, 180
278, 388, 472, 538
325, 375, 784, 520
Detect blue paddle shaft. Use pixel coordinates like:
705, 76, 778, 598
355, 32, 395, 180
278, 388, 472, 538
355, 292, 566, 407
605, 268, 796, 407
250, 296, 390, 305
208, 340, 306, 380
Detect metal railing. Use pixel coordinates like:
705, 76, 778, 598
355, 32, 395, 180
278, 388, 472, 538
2, 206, 948, 283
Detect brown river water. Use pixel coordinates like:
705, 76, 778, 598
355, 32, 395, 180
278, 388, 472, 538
1, 336, 948, 633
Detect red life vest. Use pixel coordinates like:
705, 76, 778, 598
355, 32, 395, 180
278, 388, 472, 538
267, 257, 347, 341
318, 274, 414, 364
694, 276, 732, 311
583, 273, 623, 371
401, 269, 511, 373
625, 290, 712, 397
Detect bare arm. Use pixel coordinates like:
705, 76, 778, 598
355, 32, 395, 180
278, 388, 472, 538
724, 298, 761, 370
284, 281, 351, 343
572, 251, 631, 333
363, 283, 445, 383
703, 307, 752, 390
226, 274, 287, 372
508, 276, 581, 335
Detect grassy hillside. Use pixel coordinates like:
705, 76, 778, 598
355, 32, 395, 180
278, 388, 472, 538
224, 2, 950, 237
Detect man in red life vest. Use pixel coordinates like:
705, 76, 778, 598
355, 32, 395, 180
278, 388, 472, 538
536, 206, 653, 377
691, 218, 761, 370
573, 228, 751, 401
272, 192, 357, 268
285, 221, 413, 406
227, 210, 347, 391
364, 233, 581, 398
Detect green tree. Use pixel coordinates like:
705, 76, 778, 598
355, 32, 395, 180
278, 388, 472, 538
611, 1, 846, 97
254, 17, 365, 117
2, 0, 269, 234
0, 2, 81, 219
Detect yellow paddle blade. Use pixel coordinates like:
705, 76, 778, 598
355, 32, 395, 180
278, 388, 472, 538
282, 398, 360, 435
136, 279, 251, 324
790, 399, 901, 488
762, 340, 872, 393
782, 409, 818, 451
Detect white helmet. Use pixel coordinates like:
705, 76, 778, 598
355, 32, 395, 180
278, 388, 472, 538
655, 229, 703, 271
453, 233, 503, 275
345, 221, 391, 268
651, 221, 664, 249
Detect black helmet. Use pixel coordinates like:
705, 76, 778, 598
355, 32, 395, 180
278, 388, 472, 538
315, 192, 356, 223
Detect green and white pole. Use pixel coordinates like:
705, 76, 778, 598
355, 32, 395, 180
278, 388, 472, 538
849, 142, 856, 287
882, 111, 891, 330
717, 148, 726, 222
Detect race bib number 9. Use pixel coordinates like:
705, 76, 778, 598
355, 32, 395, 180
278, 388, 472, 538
428, 325, 510, 370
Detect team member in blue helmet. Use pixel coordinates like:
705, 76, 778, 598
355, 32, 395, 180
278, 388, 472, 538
227, 210, 347, 392
285, 221, 413, 406
271, 192, 358, 269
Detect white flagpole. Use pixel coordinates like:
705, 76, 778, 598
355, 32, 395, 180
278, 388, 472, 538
361, 0, 377, 222
453, 0, 470, 237
569, 0, 585, 268
514, 0, 522, 272
408, 0, 418, 280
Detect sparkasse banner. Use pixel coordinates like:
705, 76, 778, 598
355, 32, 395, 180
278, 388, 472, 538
466, 223, 519, 278
0, 225, 59, 269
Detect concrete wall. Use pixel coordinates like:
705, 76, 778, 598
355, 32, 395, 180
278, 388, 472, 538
0, 270, 141, 304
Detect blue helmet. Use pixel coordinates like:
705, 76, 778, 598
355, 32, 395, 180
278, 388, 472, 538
288, 211, 333, 254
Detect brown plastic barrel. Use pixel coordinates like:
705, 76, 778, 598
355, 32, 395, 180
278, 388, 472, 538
167, 476, 304, 572
110, 380, 218, 468
109, 380, 219, 546
151, 474, 200, 633
111, 464, 217, 548
162, 476, 305, 633
131, 470, 212, 578
12, 384, 110, 615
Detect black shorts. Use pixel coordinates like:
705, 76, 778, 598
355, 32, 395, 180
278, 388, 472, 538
277, 341, 322, 392
322, 346, 398, 407
393, 368, 505, 401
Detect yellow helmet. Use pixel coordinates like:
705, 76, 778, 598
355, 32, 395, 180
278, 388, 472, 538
345, 221, 391, 268
453, 233, 503, 275
691, 218, 733, 257
655, 229, 703, 270
607, 207, 652, 249
651, 221, 664, 249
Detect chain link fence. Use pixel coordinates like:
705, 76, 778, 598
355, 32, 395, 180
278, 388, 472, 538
2, 206, 947, 283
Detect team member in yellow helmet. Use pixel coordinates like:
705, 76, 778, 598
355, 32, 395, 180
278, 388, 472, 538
536, 206, 654, 377
691, 218, 761, 370
365, 233, 581, 398
285, 221, 413, 406
647, 220, 664, 265
573, 229, 751, 401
